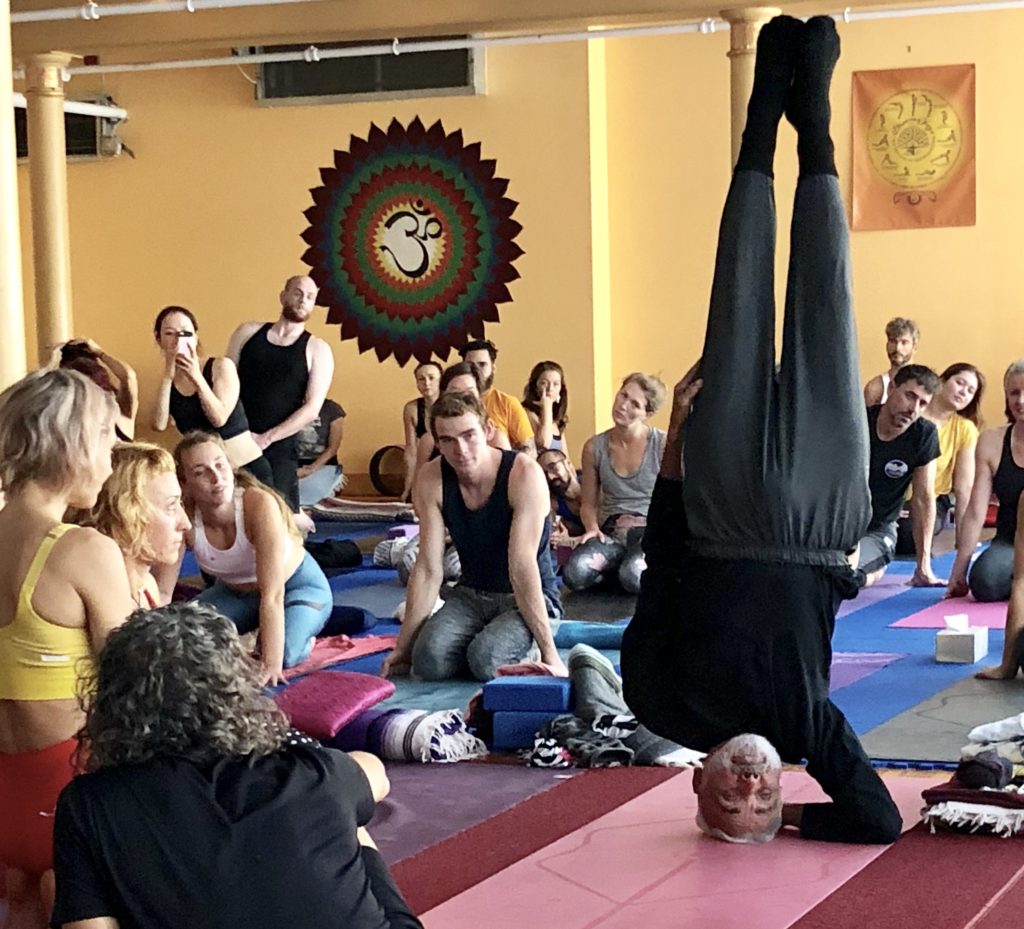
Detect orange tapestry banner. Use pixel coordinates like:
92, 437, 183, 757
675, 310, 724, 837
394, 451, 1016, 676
851, 64, 975, 231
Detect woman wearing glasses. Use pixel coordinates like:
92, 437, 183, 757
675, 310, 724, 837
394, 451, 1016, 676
151, 306, 273, 484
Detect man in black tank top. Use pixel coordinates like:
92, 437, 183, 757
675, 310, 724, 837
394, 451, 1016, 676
380, 392, 564, 682
227, 275, 335, 511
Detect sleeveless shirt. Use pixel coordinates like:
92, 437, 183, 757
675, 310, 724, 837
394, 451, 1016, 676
993, 426, 1024, 542
237, 323, 311, 451
169, 358, 251, 440
441, 450, 559, 603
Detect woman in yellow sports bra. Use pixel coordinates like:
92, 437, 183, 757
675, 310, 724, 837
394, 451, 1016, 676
0, 370, 134, 929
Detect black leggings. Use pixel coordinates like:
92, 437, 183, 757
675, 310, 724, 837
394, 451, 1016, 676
681, 171, 871, 567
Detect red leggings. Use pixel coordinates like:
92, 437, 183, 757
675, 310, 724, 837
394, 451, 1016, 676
0, 739, 77, 875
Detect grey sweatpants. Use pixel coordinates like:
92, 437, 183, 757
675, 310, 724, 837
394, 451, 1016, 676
682, 171, 871, 566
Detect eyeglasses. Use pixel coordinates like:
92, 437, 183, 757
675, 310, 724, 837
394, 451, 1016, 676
165, 330, 195, 338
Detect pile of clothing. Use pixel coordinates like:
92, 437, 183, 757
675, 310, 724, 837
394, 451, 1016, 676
526, 645, 704, 769
921, 712, 1024, 837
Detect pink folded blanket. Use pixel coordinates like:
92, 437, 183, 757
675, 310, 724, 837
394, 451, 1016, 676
283, 634, 398, 681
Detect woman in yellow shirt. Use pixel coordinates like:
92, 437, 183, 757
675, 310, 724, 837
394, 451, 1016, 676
896, 362, 984, 554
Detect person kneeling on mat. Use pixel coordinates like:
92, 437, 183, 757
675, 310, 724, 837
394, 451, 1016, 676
175, 431, 332, 685
622, 15, 901, 845
381, 392, 563, 681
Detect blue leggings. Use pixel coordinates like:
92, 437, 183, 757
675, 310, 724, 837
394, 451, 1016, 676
197, 552, 332, 667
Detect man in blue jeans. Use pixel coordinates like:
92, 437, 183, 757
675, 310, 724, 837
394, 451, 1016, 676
381, 392, 564, 681
622, 15, 902, 845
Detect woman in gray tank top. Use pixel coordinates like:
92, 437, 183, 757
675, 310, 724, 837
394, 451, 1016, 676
563, 373, 667, 594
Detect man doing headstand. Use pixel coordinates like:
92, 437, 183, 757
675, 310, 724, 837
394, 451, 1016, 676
622, 15, 902, 845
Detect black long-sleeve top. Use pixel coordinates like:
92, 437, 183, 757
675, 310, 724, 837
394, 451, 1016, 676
622, 476, 902, 844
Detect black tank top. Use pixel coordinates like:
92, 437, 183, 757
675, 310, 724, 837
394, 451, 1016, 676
993, 426, 1024, 542
237, 323, 311, 450
169, 358, 251, 440
441, 450, 559, 602
415, 397, 427, 439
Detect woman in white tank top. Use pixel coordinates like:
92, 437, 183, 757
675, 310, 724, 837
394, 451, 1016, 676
175, 432, 332, 685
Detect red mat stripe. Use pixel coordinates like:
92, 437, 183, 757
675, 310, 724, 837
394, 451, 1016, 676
391, 766, 680, 915
790, 823, 1024, 929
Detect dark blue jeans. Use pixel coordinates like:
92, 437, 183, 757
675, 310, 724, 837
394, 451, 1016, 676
682, 172, 870, 567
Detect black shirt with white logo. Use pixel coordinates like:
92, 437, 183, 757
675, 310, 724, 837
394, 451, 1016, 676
866, 405, 941, 529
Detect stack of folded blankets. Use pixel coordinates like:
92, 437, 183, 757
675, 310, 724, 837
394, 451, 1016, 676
921, 712, 1024, 837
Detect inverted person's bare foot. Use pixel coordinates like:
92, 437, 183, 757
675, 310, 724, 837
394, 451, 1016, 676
975, 664, 1018, 681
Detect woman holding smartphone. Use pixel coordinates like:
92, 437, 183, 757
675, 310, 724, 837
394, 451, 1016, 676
151, 306, 273, 485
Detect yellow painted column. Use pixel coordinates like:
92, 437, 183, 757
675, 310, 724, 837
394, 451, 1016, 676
0, 0, 27, 387
25, 52, 74, 362
721, 8, 781, 166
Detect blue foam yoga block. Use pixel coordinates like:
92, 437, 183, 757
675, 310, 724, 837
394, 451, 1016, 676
492, 710, 563, 751
482, 676, 573, 712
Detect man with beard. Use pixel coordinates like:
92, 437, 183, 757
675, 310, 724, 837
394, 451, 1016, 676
864, 317, 920, 406
537, 447, 583, 540
459, 339, 536, 456
228, 275, 335, 511
858, 364, 942, 588
622, 15, 903, 845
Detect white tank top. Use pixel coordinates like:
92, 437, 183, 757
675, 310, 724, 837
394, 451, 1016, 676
192, 489, 290, 586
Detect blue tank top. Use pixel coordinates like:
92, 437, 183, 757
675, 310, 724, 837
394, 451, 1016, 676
441, 450, 559, 603
993, 426, 1024, 542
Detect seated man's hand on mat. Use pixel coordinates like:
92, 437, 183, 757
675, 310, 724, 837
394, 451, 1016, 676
907, 567, 945, 588
381, 646, 412, 678
945, 575, 970, 599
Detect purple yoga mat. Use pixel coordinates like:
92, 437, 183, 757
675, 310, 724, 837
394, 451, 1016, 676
370, 762, 575, 865
836, 576, 906, 618
829, 652, 905, 691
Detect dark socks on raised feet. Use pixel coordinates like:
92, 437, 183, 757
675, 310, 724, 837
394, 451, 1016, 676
735, 15, 803, 177
787, 15, 840, 177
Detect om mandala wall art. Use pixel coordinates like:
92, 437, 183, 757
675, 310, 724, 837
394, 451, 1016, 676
301, 117, 523, 365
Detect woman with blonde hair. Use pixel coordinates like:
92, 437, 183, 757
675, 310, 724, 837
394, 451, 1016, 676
175, 431, 332, 685
90, 443, 191, 610
0, 369, 132, 929
564, 372, 667, 594
51, 603, 422, 929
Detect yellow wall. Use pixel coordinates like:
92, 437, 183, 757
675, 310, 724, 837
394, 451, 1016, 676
14, 12, 1024, 469
16, 42, 602, 470
605, 13, 1024, 430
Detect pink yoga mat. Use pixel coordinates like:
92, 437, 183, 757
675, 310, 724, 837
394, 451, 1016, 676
420, 771, 943, 929
889, 597, 1007, 630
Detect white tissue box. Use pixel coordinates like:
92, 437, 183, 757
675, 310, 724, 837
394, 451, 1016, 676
935, 626, 988, 663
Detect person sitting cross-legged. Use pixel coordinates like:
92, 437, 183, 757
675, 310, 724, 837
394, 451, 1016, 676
381, 392, 564, 681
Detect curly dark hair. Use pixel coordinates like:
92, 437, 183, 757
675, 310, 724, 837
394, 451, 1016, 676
77, 603, 290, 771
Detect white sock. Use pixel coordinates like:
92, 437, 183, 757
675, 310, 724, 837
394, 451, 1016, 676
968, 713, 1024, 744
653, 746, 706, 768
